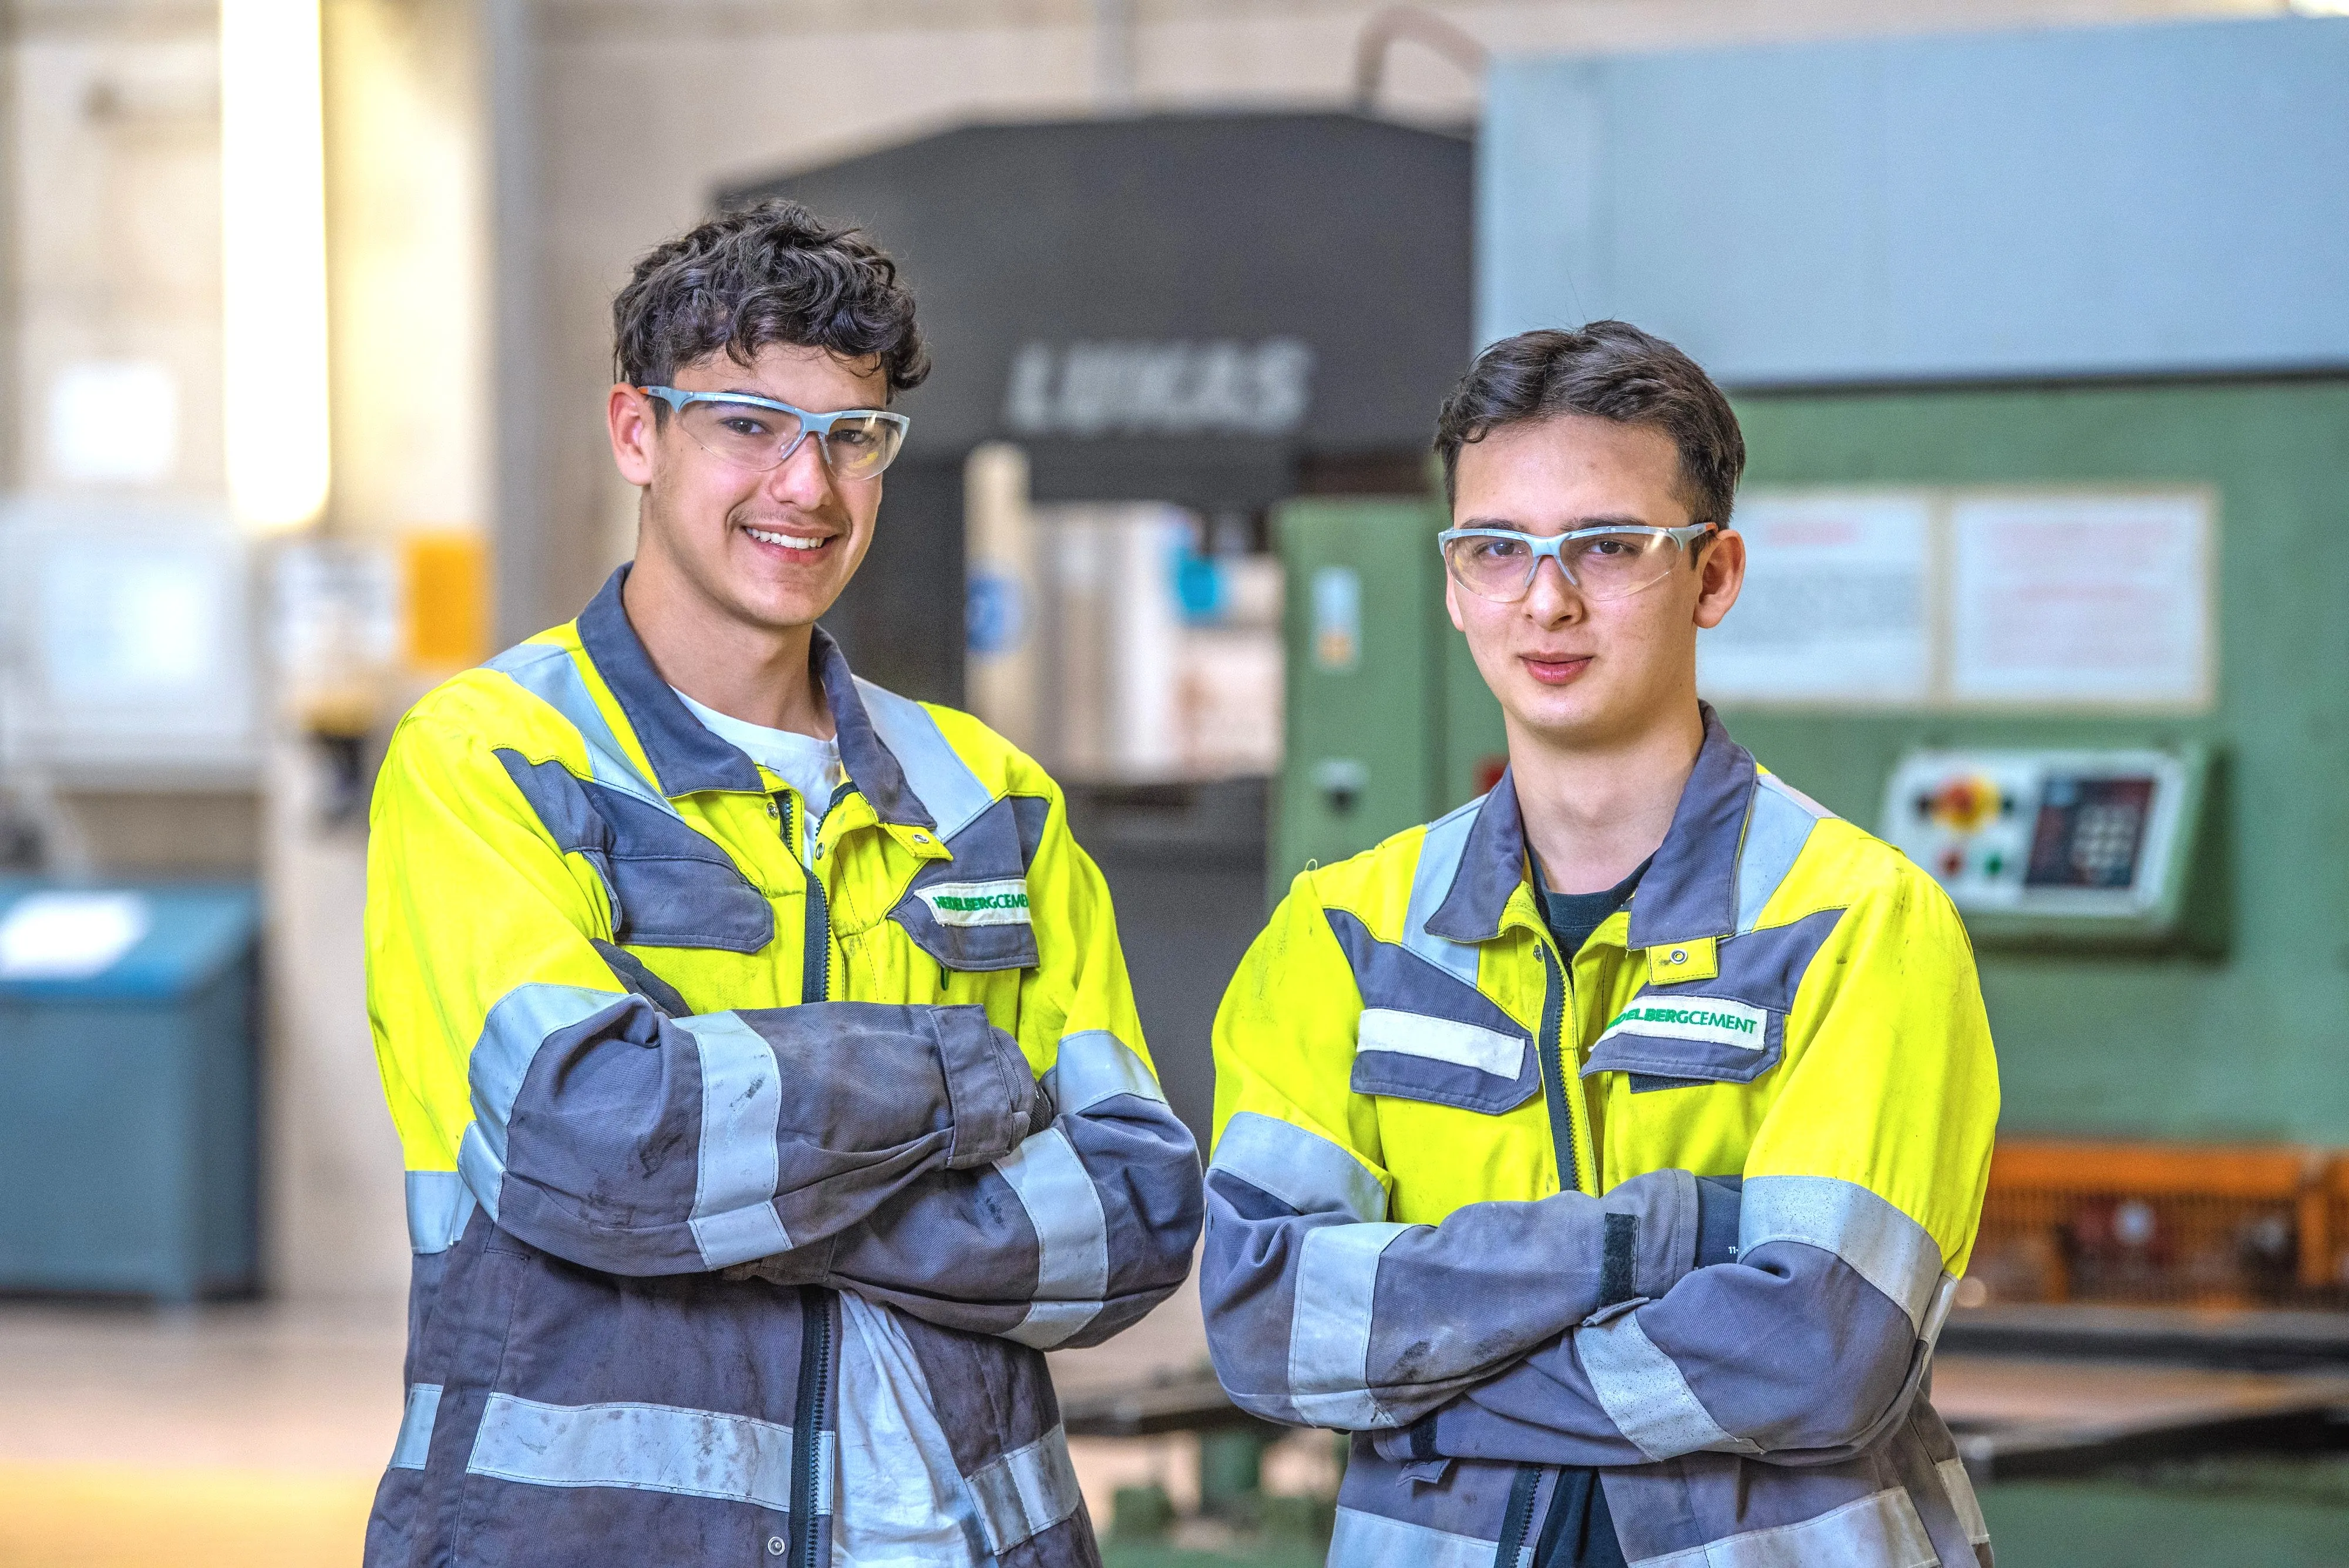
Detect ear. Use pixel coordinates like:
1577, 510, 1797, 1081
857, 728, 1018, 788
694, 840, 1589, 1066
1443, 570, 1468, 633
608, 384, 659, 488
1691, 528, 1746, 630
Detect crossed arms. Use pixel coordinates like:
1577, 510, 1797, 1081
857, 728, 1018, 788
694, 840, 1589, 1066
1197, 874, 1996, 1467
368, 712, 1203, 1348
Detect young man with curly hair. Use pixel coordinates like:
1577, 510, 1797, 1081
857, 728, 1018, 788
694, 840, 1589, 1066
1201, 323, 1999, 1568
364, 200, 1202, 1568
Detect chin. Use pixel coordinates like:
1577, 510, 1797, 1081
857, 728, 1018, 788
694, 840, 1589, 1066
726, 581, 837, 633
1506, 682, 1620, 744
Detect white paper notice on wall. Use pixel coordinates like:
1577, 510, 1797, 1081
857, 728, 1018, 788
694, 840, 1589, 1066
1948, 491, 2211, 706
1697, 491, 1933, 704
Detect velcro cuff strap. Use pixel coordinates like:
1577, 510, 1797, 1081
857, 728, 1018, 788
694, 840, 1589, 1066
934, 1004, 1036, 1168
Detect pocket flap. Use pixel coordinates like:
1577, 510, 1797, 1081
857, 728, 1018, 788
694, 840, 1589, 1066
1351, 1008, 1539, 1115
1582, 992, 1783, 1087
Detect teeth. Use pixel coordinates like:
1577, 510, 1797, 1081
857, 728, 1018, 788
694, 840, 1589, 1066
747, 527, 823, 550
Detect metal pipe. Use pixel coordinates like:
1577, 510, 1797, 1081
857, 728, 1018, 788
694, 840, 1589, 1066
484, 0, 547, 646
1094, 0, 1135, 112
1352, 5, 1486, 114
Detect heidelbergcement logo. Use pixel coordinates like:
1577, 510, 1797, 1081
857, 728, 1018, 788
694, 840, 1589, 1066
915, 879, 1032, 928
1597, 995, 1769, 1052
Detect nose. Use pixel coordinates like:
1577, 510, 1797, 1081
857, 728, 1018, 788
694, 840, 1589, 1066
763, 431, 840, 512
1522, 554, 1584, 621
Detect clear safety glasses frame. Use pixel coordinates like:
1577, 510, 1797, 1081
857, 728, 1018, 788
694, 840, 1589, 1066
639, 386, 911, 480
1437, 521, 1717, 604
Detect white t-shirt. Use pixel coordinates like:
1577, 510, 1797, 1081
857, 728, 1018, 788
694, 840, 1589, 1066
669, 688, 843, 865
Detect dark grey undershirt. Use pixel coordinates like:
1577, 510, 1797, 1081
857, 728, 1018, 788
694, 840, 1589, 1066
1534, 857, 1651, 959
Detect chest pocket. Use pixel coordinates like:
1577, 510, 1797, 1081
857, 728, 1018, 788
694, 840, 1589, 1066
887, 796, 1049, 974
1584, 993, 1783, 1092
497, 751, 774, 953
1324, 907, 1540, 1116
1583, 908, 1844, 1093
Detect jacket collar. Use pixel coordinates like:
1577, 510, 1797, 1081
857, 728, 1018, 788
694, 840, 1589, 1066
1423, 703, 1758, 949
574, 565, 931, 827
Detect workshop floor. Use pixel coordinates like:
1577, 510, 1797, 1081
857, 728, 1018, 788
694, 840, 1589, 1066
0, 1285, 1230, 1568
5, 1290, 2345, 1568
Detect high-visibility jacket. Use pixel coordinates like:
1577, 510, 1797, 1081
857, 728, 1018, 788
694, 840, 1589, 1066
364, 567, 1202, 1568
1201, 708, 2000, 1568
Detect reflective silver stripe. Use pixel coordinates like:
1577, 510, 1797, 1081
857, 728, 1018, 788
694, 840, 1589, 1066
964, 1424, 1084, 1553
677, 1012, 791, 1267
1402, 797, 1483, 986
995, 1126, 1109, 1349
466, 1393, 815, 1512
1043, 1029, 1163, 1115
1740, 1176, 1947, 1333
1328, 1505, 1527, 1568
1734, 775, 1825, 934
1758, 769, 1833, 821
853, 677, 995, 841
487, 641, 677, 814
1629, 1486, 1939, 1568
1288, 1220, 1413, 1428
1578, 1308, 1760, 1461
405, 1170, 476, 1254
389, 1382, 442, 1471
1004, 1298, 1101, 1350
460, 983, 627, 1220
1356, 1008, 1526, 1078
1209, 1110, 1386, 1222
1920, 1271, 1958, 1350
1936, 1458, 1991, 1546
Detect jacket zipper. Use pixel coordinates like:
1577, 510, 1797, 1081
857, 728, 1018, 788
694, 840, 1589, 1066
784, 789, 833, 1568
1509, 944, 1586, 1566
1493, 1463, 1543, 1567
1534, 944, 1583, 1197
791, 1286, 830, 1568
783, 792, 832, 1005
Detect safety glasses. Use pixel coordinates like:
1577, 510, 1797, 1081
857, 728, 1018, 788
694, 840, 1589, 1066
640, 387, 910, 481
1439, 523, 1715, 604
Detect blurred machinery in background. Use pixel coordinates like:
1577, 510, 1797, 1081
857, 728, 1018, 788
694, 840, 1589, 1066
1273, 493, 1502, 900
1975, 1140, 2349, 1311
731, 112, 1472, 1142
0, 501, 487, 1304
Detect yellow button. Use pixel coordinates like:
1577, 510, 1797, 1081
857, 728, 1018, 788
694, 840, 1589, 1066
1647, 936, 1718, 983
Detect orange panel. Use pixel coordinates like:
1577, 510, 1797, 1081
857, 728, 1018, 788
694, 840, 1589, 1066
403, 532, 489, 671
1987, 1140, 2317, 1200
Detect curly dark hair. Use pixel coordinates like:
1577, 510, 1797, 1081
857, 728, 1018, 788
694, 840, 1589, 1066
611, 198, 930, 401
1432, 322, 1744, 526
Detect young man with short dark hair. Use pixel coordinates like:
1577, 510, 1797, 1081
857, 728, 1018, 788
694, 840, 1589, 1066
364, 200, 1202, 1568
1201, 322, 1999, 1567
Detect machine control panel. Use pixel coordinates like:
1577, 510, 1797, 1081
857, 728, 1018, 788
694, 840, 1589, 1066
1880, 749, 2208, 944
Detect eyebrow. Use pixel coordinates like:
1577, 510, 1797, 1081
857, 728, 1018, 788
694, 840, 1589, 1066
1458, 513, 1654, 533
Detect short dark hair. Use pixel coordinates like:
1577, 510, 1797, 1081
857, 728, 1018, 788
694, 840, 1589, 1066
611, 198, 930, 400
1432, 322, 1745, 526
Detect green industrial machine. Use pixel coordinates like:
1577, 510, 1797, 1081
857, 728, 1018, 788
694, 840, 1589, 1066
1272, 496, 1504, 904
1272, 379, 2349, 1145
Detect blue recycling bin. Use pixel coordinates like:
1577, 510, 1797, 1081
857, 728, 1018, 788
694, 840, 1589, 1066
0, 881, 260, 1301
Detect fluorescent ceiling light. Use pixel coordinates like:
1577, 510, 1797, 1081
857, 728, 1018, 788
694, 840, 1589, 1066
220, 0, 329, 531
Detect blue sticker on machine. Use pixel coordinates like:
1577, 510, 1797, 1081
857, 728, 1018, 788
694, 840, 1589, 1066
966, 570, 1026, 656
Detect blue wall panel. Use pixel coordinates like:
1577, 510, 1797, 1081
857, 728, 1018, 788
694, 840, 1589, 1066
1480, 18, 2349, 383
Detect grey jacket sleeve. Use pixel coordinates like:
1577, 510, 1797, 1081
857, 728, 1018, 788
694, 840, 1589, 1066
1366, 1175, 1955, 1468
463, 988, 1045, 1277
1196, 1111, 1707, 1431
791, 1029, 1204, 1350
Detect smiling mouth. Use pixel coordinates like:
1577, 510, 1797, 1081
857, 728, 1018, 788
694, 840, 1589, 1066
744, 524, 829, 553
